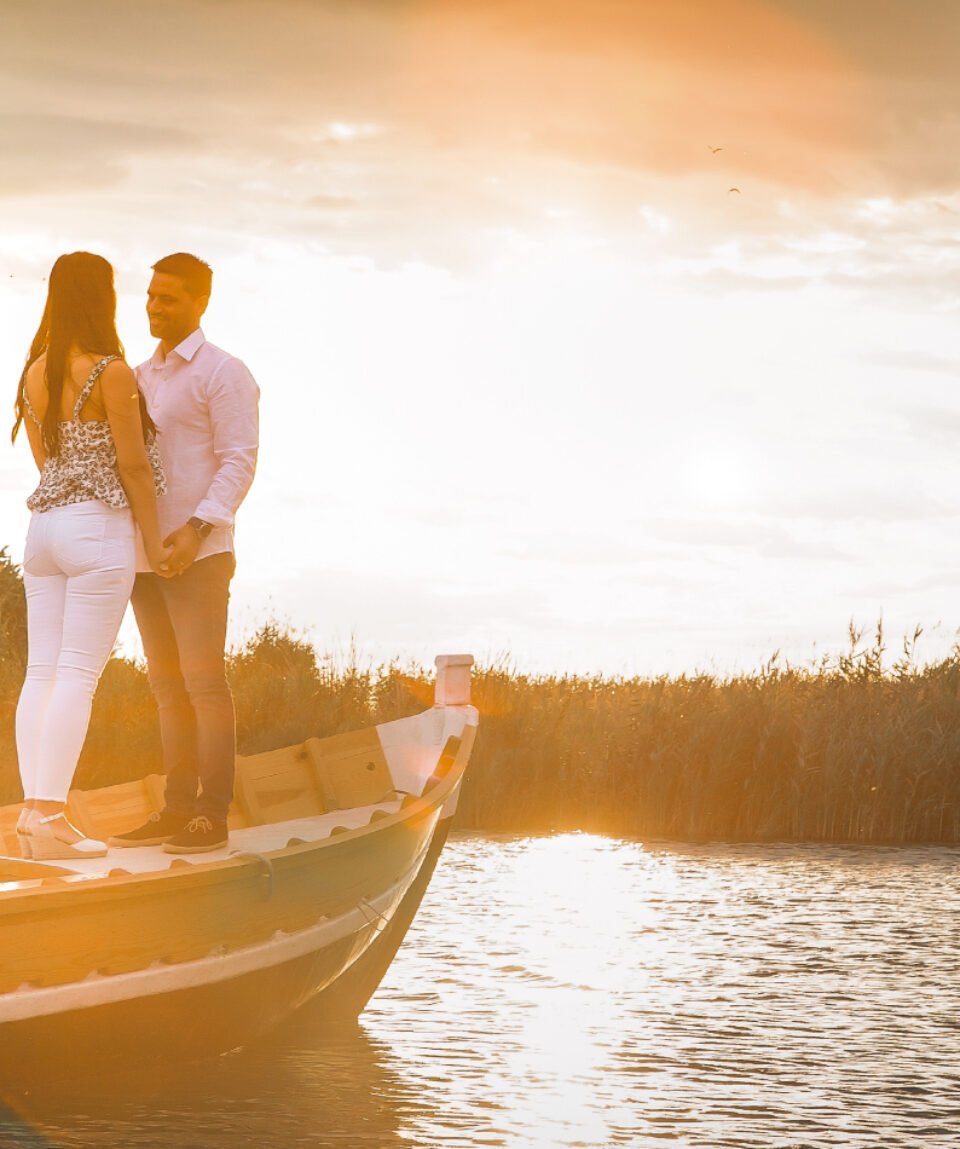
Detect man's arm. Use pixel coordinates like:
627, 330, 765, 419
164, 356, 259, 570
193, 356, 259, 527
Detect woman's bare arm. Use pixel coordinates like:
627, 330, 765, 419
22, 361, 48, 471
99, 360, 171, 574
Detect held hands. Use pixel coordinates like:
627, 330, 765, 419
147, 541, 176, 578
160, 523, 203, 577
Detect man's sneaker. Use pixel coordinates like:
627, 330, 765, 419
108, 810, 191, 848
163, 815, 228, 854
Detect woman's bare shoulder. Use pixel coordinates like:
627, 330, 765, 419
98, 357, 135, 384
97, 358, 138, 409
23, 356, 47, 405
24, 353, 46, 381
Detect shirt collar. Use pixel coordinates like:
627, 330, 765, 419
151, 327, 206, 367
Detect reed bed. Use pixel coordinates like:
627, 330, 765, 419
455, 632, 960, 843
1, 549, 958, 843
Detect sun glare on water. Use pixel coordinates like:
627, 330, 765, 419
450, 834, 694, 1147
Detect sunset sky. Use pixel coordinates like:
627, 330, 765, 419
2, 0, 960, 676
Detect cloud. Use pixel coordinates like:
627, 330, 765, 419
895, 405, 960, 454
863, 350, 960, 375
1, 0, 958, 277
0, 114, 194, 197
4, 2, 956, 197
1, 0, 958, 291
644, 516, 851, 558
232, 563, 549, 668
755, 488, 954, 524
305, 195, 359, 211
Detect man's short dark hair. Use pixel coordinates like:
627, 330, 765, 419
152, 253, 213, 299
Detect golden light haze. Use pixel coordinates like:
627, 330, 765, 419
402, 0, 862, 186
2, 1, 959, 674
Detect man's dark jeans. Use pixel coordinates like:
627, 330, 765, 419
131, 552, 236, 823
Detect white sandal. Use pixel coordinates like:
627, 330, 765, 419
27, 812, 108, 860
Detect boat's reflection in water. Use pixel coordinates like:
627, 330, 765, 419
1, 1009, 415, 1149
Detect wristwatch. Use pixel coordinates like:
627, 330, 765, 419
188, 516, 214, 540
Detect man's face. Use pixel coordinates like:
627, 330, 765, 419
146, 272, 207, 348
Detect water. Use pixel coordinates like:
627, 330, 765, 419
2, 833, 959, 1148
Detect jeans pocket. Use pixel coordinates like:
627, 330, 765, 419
54, 513, 108, 572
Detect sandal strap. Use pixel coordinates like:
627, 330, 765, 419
37, 811, 70, 826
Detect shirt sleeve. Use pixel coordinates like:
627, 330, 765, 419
193, 357, 260, 527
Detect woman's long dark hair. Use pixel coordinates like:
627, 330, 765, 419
12, 252, 153, 454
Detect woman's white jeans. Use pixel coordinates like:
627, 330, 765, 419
16, 501, 135, 803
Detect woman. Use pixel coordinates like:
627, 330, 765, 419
11, 252, 170, 860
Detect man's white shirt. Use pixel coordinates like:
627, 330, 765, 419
135, 328, 259, 572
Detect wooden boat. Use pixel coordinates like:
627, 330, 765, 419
0, 654, 477, 1079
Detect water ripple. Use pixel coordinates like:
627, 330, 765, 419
2, 833, 958, 1148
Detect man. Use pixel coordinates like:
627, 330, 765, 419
110, 253, 259, 853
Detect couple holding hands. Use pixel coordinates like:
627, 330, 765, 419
12, 251, 259, 859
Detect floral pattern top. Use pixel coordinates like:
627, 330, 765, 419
23, 355, 166, 512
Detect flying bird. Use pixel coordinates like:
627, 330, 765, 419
708, 145, 723, 154
728, 187, 741, 194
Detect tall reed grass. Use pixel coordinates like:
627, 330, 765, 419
1, 549, 958, 843
454, 624, 960, 843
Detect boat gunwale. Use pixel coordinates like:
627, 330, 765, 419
0, 835, 437, 1020
0, 736, 469, 910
